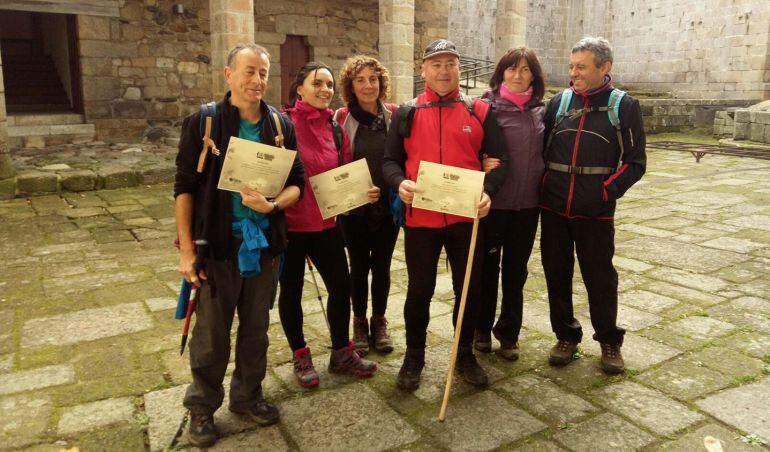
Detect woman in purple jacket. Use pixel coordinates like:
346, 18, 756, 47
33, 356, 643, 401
475, 47, 546, 360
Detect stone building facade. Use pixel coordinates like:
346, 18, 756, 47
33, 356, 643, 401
0, 0, 768, 183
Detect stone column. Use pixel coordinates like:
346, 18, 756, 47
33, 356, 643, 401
494, 0, 528, 60
209, 0, 256, 99
379, 0, 415, 103
0, 50, 15, 199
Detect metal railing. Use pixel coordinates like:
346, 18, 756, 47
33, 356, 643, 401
413, 56, 496, 97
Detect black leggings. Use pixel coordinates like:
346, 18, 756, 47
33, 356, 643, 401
478, 208, 540, 342
278, 228, 351, 350
338, 214, 399, 317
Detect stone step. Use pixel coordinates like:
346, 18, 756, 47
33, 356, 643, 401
7, 123, 95, 138
8, 113, 85, 126
7, 119, 96, 149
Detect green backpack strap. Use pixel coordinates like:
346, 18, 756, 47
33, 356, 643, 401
554, 88, 573, 125
606, 88, 626, 169
606, 89, 626, 129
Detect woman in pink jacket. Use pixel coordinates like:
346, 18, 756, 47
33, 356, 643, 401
280, 62, 378, 388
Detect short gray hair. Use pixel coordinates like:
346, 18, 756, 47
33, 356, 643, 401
571, 37, 613, 67
226, 43, 270, 68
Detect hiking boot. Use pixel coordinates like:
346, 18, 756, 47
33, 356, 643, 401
548, 340, 579, 366
492, 325, 519, 361
396, 347, 425, 391
329, 341, 377, 377
600, 342, 625, 374
188, 412, 216, 448
370, 315, 394, 354
292, 347, 320, 388
473, 331, 492, 353
230, 399, 280, 426
352, 316, 370, 356
456, 346, 489, 387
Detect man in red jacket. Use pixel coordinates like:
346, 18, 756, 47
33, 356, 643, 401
383, 39, 508, 391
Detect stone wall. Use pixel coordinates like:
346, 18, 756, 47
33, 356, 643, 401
414, 0, 449, 71
448, 0, 496, 62
79, 0, 211, 140
253, 0, 379, 106
733, 100, 770, 143
0, 50, 15, 199
526, 0, 770, 100
713, 110, 737, 137
526, 0, 572, 86
638, 99, 755, 134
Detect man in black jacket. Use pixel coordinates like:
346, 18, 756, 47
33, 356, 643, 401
174, 43, 304, 447
540, 36, 645, 374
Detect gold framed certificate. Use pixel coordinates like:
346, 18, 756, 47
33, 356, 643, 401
310, 159, 373, 220
217, 136, 297, 197
412, 161, 484, 219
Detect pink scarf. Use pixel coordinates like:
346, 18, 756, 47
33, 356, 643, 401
500, 84, 533, 110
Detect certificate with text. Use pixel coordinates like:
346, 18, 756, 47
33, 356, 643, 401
217, 137, 297, 197
412, 161, 484, 219
310, 159, 373, 220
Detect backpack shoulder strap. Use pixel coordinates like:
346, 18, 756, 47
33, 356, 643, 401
554, 88, 573, 125
267, 105, 286, 148
606, 88, 626, 129
396, 97, 419, 138
197, 101, 219, 173
329, 117, 344, 165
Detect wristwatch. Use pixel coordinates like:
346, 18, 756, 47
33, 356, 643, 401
271, 200, 279, 212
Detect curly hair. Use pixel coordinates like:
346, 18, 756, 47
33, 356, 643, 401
338, 55, 391, 105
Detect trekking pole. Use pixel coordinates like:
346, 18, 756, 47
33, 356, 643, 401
438, 215, 480, 422
306, 256, 331, 333
165, 410, 190, 451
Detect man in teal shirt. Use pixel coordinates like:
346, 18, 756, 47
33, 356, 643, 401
174, 43, 304, 447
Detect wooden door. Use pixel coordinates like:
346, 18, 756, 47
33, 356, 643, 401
280, 35, 310, 107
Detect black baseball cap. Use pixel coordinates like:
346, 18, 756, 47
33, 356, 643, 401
422, 39, 460, 60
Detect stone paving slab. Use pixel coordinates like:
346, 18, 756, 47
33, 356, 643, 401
495, 374, 598, 424
635, 357, 733, 400
697, 376, 770, 442
664, 315, 737, 341
280, 383, 419, 452
0, 394, 53, 449
415, 390, 546, 451
21, 302, 154, 348
591, 381, 704, 436
0, 364, 75, 395
57, 396, 136, 435
619, 290, 679, 313
617, 237, 748, 273
654, 423, 757, 451
552, 412, 655, 452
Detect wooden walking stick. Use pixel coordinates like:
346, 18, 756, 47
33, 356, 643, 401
438, 213, 480, 422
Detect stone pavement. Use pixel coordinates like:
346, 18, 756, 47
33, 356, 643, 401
1, 144, 769, 451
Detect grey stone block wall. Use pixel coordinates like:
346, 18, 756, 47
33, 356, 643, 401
524, 0, 769, 100
732, 100, 770, 143
637, 99, 755, 134
449, 0, 497, 62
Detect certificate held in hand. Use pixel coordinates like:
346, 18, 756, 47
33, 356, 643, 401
217, 136, 297, 197
310, 159, 373, 220
412, 161, 485, 219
